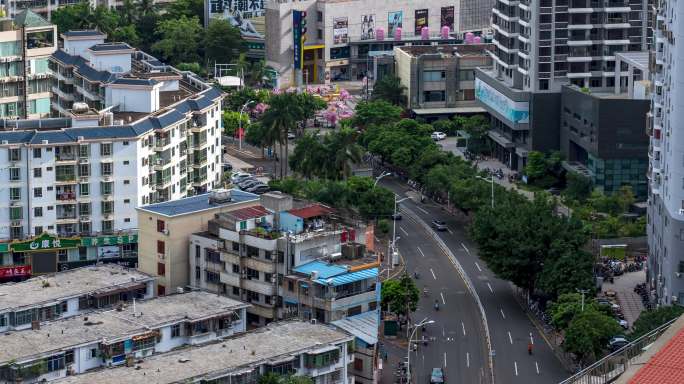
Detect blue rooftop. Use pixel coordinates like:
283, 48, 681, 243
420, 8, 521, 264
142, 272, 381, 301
293, 261, 348, 279
89, 43, 133, 52
314, 268, 378, 287
110, 78, 158, 86
331, 310, 379, 345
138, 189, 259, 217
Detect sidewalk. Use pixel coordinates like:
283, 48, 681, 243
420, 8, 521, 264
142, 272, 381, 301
602, 270, 646, 328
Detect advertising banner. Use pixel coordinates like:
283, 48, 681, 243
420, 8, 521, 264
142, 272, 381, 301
206, 0, 265, 38
475, 78, 530, 123
293, 10, 303, 69
0, 265, 31, 278
360, 14, 376, 40
441, 6, 455, 30
415, 9, 428, 35
388, 11, 403, 38
333, 17, 349, 44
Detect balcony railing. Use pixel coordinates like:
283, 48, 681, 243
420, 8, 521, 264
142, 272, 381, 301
56, 192, 76, 201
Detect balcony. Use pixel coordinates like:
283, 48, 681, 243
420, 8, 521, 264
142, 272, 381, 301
56, 191, 76, 202
155, 176, 172, 187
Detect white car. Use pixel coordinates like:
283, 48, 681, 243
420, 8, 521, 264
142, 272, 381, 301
230, 172, 252, 184
431, 131, 447, 141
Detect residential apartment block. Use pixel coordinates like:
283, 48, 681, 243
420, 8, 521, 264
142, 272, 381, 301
265, 0, 495, 87
647, 0, 684, 305
54, 321, 354, 384
0, 29, 224, 277
191, 193, 369, 326
0, 10, 55, 119
474, 0, 652, 196
0, 291, 248, 383
3, 0, 175, 22
0, 264, 154, 331
136, 189, 261, 296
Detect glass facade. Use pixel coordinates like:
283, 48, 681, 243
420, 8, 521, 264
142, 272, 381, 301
588, 155, 648, 198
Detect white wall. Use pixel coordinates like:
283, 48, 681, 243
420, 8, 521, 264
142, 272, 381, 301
85, 52, 132, 73
63, 38, 105, 57
105, 87, 160, 113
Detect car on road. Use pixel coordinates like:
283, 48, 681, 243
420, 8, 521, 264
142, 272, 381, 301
287, 131, 296, 140
430, 368, 444, 384
431, 220, 448, 231
608, 336, 629, 351
238, 179, 262, 190
391, 211, 402, 220
431, 131, 447, 141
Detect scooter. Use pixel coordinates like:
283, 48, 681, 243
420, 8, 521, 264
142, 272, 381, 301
434, 300, 440, 311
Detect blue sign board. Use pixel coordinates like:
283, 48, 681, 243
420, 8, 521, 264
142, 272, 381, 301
475, 78, 530, 124
293, 10, 303, 69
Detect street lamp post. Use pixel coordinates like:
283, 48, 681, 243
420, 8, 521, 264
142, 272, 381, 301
476, 175, 495, 209
407, 318, 435, 384
238, 100, 255, 151
374, 171, 391, 187
389, 196, 409, 278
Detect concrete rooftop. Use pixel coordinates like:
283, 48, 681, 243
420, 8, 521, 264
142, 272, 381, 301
55, 321, 352, 384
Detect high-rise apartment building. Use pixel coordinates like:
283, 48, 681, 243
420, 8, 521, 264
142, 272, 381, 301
0, 10, 55, 119
476, 0, 652, 193
0, 30, 223, 278
647, 0, 684, 305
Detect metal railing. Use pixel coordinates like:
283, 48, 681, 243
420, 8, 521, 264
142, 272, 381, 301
558, 316, 679, 384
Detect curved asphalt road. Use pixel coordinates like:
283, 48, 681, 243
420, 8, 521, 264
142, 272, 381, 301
383, 178, 570, 384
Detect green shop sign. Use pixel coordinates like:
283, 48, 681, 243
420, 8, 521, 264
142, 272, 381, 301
10, 233, 81, 252
0, 233, 138, 253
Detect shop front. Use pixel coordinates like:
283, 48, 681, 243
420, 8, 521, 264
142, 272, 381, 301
0, 232, 138, 281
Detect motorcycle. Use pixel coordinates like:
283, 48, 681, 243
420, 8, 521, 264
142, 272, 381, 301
434, 300, 440, 311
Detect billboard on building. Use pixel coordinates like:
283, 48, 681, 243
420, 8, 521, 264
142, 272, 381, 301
414, 9, 428, 35
388, 11, 403, 38
361, 14, 376, 40
475, 78, 530, 123
205, 0, 265, 38
441, 6, 455, 30
333, 17, 349, 44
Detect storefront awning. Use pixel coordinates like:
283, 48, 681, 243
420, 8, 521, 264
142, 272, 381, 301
413, 106, 486, 115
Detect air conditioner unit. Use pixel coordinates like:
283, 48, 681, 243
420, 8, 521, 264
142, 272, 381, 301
80, 215, 90, 222
162, 229, 169, 235
673, 295, 678, 302
10, 220, 21, 227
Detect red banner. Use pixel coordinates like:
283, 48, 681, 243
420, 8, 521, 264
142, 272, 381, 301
0, 265, 31, 278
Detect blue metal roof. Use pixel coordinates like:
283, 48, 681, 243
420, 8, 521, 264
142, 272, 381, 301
111, 78, 158, 86
293, 261, 348, 279
0, 131, 36, 144
63, 30, 106, 38
331, 310, 379, 345
315, 268, 378, 286
89, 43, 133, 52
139, 189, 259, 217
30, 131, 74, 144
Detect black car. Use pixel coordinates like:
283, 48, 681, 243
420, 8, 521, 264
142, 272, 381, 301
431, 220, 447, 231
392, 212, 402, 220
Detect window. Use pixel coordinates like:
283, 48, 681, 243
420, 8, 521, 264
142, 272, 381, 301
288, 280, 294, 291
100, 181, 112, 195
124, 218, 130, 223
9, 187, 20, 200
232, 264, 240, 274
157, 262, 166, 276
232, 286, 240, 295
354, 358, 364, 371
101, 201, 114, 214
423, 90, 446, 102
46, 354, 65, 372
246, 290, 259, 302
33, 207, 42, 217
232, 242, 240, 252
158, 284, 166, 296
79, 202, 91, 215
101, 220, 113, 233
79, 183, 89, 196
206, 249, 221, 263
246, 268, 259, 279
124, 198, 130, 204
157, 240, 165, 255
8, 148, 20, 161
14, 309, 33, 325
64, 350, 74, 365
458, 70, 475, 81
123, 160, 129, 165
264, 272, 272, 283
123, 141, 129, 146
171, 323, 181, 338
34, 226, 43, 234
678, 261, 684, 273
123, 179, 130, 185
33, 148, 41, 158
9, 206, 22, 220
33, 187, 42, 198
100, 162, 113, 176
100, 143, 112, 156
423, 70, 446, 82
206, 270, 220, 283
264, 250, 272, 260
32, 167, 41, 178
79, 164, 90, 177
265, 295, 272, 304
157, 219, 166, 233
79, 144, 89, 158
9, 167, 20, 181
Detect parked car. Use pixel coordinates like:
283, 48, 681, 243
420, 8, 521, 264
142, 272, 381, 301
230, 172, 251, 184
609, 336, 629, 351
617, 319, 629, 329
222, 163, 233, 173
430, 368, 444, 384
287, 131, 296, 140
246, 184, 270, 194
238, 179, 263, 190
431, 131, 447, 141
431, 220, 448, 231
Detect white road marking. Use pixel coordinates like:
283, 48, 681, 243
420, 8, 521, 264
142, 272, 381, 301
444, 352, 447, 367
508, 331, 513, 344
487, 282, 494, 293
535, 361, 540, 374
530, 332, 534, 345
446, 227, 453, 234
501, 309, 506, 319
430, 268, 437, 280
466, 352, 470, 367
442, 327, 445, 337
475, 262, 482, 272
417, 246, 425, 257
461, 322, 466, 336
461, 243, 470, 254
400, 226, 409, 236
440, 292, 446, 305
417, 206, 429, 214
514, 361, 519, 376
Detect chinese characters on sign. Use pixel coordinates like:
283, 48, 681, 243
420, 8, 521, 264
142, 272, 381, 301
0, 265, 30, 278
208, 0, 265, 19
333, 17, 349, 44
81, 234, 138, 248
10, 233, 81, 252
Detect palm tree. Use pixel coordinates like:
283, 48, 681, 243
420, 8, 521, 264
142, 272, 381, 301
328, 127, 364, 179
371, 75, 407, 106
259, 93, 300, 179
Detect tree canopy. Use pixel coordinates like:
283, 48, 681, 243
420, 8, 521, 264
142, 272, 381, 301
289, 128, 364, 180
630, 306, 684, 340
371, 75, 407, 106
352, 100, 402, 129
381, 274, 420, 316
204, 19, 247, 65
152, 16, 203, 65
